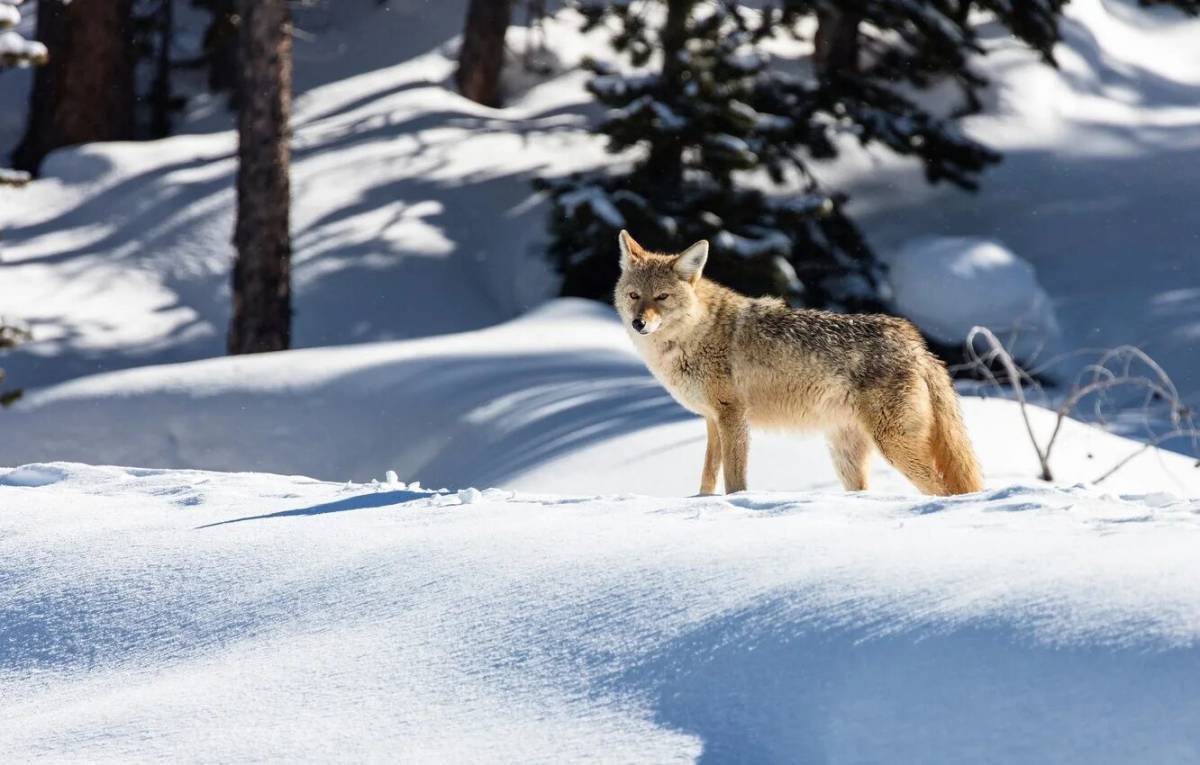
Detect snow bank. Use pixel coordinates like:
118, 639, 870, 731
2, 461, 1199, 762
888, 236, 1059, 360
1, 300, 1196, 496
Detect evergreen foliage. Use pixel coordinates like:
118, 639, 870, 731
538, 0, 1081, 310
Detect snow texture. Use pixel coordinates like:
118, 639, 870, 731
1, 2, 1199, 757
2, 461, 1199, 762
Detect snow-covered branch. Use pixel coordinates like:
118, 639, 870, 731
0, 0, 48, 68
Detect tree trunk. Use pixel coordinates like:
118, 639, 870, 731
12, 0, 136, 174
200, 0, 241, 106
642, 0, 695, 191
456, 0, 512, 107
228, 0, 292, 355
149, 0, 174, 138
814, 7, 862, 81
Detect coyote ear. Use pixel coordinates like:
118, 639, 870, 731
673, 240, 708, 283
618, 230, 643, 271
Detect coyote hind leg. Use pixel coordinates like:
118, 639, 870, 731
872, 429, 948, 496
827, 424, 872, 491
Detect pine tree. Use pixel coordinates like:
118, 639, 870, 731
227, 0, 292, 355
12, 0, 137, 174
537, 0, 1105, 310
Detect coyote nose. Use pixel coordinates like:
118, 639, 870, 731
632, 318, 646, 332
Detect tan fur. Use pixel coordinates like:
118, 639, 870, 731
614, 230, 983, 496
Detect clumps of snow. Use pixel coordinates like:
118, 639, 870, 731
607, 95, 686, 131
588, 72, 659, 99
457, 487, 483, 504
384, 470, 402, 487
0, 3, 20, 28
557, 184, 625, 228
0, 167, 30, 186
888, 237, 1060, 360
0, 463, 67, 487
714, 229, 791, 259
705, 133, 754, 159
0, 30, 45, 65
0, 1, 46, 67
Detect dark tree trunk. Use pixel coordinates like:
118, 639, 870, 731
814, 7, 862, 80
12, 0, 136, 174
456, 0, 512, 107
149, 0, 174, 138
201, 0, 241, 106
642, 0, 695, 191
228, 0, 292, 355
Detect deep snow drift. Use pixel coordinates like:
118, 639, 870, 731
3, 462, 1199, 762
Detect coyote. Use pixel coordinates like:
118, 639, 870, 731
614, 230, 982, 496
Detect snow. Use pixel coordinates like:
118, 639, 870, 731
1, 300, 1196, 497
0, 4, 20, 28
2, 2, 1200, 757
3, 461, 1200, 762
0, 0, 44, 66
715, 229, 792, 259
557, 184, 626, 228
888, 236, 1060, 360
0, 30, 44, 63
826, 0, 1200, 410
1, 0, 1196, 412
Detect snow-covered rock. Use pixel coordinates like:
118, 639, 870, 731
888, 236, 1060, 361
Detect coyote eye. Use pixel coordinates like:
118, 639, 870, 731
655, 293, 670, 301
628, 291, 640, 300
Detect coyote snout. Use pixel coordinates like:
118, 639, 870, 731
613, 229, 983, 496
630, 309, 661, 335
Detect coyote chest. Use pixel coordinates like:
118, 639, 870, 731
633, 334, 721, 416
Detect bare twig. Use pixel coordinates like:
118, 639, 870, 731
963, 326, 1199, 485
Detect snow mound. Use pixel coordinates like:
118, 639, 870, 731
888, 236, 1060, 359
2, 461, 1199, 762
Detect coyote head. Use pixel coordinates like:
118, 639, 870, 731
613, 230, 708, 336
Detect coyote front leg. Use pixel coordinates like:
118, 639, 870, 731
700, 418, 723, 494
717, 406, 749, 493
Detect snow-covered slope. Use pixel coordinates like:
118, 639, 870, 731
0, 0, 609, 388
3, 461, 1199, 762
2, 300, 1196, 496
2, 0, 1198, 411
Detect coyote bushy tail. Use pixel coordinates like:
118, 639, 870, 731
923, 358, 983, 494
